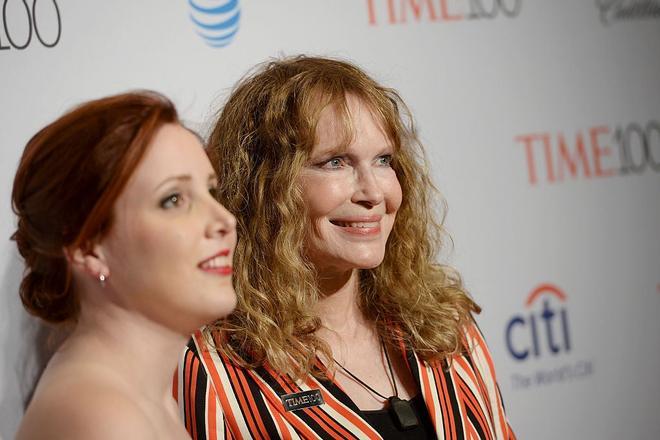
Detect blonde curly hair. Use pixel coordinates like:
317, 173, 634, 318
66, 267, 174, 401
206, 55, 479, 380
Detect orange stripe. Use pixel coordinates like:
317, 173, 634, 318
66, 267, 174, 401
190, 358, 200, 440
469, 326, 510, 435
465, 417, 479, 440
172, 368, 178, 402
451, 365, 472, 438
207, 386, 217, 440
264, 396, 291, 440
184, 350, 194, 434
472, 362, 495, 423
508, 420, 517, 440
457, 379, 492, 440
397, 337, 411, 371
418, 360, 439, 429
455, 356, 493, 423
194, 332, 242, 438
450, 367, 470, 439
223, 354, 265, 439
469, 326, 498, 382
234, 365, 270, 437
457, 377, 489, 436
432, 364, 454, 440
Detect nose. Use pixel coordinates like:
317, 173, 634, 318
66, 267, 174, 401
206, 197, 236, 238
351, 165, 384, 207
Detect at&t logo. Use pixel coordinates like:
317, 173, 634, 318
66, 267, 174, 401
506, 283, 570, 361
188, 0, 240, 48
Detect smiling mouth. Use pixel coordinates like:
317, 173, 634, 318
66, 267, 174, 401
198, 251, 232, 276
330, 220, 380, 228
329, 219, 381, 236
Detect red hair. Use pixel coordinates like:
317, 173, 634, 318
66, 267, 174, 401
11, 91, 178, 323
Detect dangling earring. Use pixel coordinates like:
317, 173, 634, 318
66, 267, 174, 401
99, 273, 107, 287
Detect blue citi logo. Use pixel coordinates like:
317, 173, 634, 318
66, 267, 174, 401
505, 283, 571, 361
188, 0, 241, 48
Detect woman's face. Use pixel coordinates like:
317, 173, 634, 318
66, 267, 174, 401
298, 95, 402, 275
99, 123, 237, 333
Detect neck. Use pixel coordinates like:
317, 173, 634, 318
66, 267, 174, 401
314, 268, 370, 340
62, 293, 188, 404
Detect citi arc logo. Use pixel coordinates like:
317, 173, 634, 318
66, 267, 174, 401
505, 283, 571, 361
188, 0, 241, 48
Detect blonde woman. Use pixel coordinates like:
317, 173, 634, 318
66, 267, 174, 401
179, 57, 516, 439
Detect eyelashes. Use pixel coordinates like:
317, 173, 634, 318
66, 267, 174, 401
160, 185, 217, 210
317, 154, 394, 170
160, 192, 183, 209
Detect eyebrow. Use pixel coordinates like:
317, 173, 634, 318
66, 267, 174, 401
154, 173, 218, 191
309, 145, 349, 160
154, 175, 192, 192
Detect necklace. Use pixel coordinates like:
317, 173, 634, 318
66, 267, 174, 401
332, 338, 420, 430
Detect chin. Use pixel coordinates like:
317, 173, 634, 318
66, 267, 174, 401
347, 253, 386, 270
192, 290, 237, 324
210, 294, 238, 319
355, 260, 385, 270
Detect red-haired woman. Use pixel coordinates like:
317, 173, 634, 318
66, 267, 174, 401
12, 91, 237, 439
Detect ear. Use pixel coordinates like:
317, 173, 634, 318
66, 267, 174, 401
64, 241, 110, 280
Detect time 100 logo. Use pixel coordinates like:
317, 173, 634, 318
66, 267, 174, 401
1, 0, 61, 50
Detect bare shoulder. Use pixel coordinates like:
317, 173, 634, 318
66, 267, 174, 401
16, 374, 157, 440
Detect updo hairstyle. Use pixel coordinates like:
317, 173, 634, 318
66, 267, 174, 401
11, 91, 178, 323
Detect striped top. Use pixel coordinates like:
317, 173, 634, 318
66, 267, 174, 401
176, 324, 516, 439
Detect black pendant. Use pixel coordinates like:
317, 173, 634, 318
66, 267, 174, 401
388, 396, 420, 431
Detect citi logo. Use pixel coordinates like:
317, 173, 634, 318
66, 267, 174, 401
505, 284, 571, 361
188, 0, 240, 48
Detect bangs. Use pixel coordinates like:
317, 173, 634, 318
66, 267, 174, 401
299, 85, 401, 157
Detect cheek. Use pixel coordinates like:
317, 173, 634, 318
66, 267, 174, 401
117, 218, 188, 269
301, 177, 348, 217
139, 225, 189, 261
385, 173, 403, 212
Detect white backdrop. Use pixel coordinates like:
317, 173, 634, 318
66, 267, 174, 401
1, 1, 659, 438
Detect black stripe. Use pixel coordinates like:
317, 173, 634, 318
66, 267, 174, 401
465, 403, 489, 440
220, 357, 268, 440
183, 340, 208, 440
193, 356, 211, 440
442, 361, 464, 437
243, 370, 281, 437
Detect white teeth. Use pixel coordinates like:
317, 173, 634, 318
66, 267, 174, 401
335, 221, 379, 228
201, 256, 229, 269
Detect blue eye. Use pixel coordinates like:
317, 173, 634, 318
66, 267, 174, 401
377, 155, 393, 167
160, 193, 182, 209
321, 157, 345, 169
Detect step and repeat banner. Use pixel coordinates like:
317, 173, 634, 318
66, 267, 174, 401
1, 1, 659, 438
